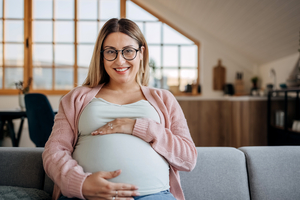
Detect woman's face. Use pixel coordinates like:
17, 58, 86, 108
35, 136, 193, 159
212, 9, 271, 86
102, 32, 144, 86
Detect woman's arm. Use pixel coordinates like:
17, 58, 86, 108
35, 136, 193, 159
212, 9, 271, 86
132, 90, 197, 172
42, 102, 90, 199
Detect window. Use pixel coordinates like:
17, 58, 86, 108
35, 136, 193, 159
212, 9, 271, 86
0, 0, 199, 95
0, 0, 25, 92
127, 1, 199, 92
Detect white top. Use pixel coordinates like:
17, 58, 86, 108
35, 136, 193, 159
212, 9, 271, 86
73, 98, 170, 195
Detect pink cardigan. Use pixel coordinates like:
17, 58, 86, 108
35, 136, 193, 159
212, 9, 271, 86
42, 84, 197, 200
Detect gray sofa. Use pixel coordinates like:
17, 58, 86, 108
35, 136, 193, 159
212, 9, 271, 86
0, 146, 299, 200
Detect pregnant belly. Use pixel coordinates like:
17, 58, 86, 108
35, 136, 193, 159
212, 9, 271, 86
72, 134, 170, 195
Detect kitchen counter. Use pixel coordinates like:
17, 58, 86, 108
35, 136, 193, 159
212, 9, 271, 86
176, 95, 267, 101
177, 97, 267, 147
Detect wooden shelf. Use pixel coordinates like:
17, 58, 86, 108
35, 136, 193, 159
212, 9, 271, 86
268, 88, 300, 146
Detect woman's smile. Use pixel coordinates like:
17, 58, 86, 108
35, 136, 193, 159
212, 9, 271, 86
114, 67, 131, 74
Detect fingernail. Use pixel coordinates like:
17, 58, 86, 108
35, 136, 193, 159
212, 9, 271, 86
91, 131, 97, 135
136, 192, 140, 196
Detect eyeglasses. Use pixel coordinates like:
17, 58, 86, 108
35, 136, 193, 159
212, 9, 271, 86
101, 47, 140, 61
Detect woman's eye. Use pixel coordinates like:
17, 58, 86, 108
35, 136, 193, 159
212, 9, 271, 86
124, 49, 134, 53
106, 50, 115, 54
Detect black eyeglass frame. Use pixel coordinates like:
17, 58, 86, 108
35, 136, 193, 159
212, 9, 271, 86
101, 47, 140, 61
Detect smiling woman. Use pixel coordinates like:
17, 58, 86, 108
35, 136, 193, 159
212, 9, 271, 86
42, 18, 197, 200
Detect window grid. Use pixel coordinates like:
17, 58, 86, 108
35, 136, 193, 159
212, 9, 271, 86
0, 0, 199, 95
0, 0, 25, 92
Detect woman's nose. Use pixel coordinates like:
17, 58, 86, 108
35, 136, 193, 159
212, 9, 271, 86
115, 51, 126, 65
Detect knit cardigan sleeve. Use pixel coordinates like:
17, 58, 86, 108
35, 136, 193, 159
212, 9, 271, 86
132, 89, 197, 171
42, 88, 92, 199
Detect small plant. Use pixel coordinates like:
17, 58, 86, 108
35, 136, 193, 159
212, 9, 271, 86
15, 77, 32, 94
251, 76, 258, 83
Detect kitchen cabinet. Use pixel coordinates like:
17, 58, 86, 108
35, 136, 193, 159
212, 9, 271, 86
267, 89, 300, 145
178, 97, 267, 147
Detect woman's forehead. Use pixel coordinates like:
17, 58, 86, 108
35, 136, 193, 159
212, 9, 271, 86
103, 32, 139, 48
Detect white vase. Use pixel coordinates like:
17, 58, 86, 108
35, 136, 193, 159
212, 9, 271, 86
19, 94, 25, 111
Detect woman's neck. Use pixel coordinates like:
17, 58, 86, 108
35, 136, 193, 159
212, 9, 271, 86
104, 81, 140, 93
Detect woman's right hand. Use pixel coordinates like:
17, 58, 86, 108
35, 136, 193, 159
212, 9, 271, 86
82, 170, 139, 200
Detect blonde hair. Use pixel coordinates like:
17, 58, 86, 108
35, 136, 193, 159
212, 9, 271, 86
82, 18, 150, 87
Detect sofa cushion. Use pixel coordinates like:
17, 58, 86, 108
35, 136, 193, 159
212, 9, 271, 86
239, 146, 300, 200
0, 147, 52, 194
0, 186, 51, 200
180, 147, 250, 200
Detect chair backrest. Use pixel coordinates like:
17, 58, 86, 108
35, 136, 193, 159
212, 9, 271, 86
25, 93, 55, 147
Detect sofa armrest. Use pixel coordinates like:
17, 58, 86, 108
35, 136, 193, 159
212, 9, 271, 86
0, 147, 53, 196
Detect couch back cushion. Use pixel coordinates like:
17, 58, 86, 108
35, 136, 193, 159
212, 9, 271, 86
239, 146, 300, 200
180, 147, 250, 200
0, 147, 53, 195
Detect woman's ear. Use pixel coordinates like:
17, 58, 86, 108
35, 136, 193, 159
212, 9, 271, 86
139, 46, 145, 60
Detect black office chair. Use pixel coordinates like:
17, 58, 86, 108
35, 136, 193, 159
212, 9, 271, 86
25, 93, 55, 147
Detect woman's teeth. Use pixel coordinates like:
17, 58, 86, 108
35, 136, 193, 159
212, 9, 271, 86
115, 68, 128, 72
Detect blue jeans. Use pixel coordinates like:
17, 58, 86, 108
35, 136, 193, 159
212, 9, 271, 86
58, 190, 176, 200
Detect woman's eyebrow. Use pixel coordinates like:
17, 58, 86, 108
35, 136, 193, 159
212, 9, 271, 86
103, 45, 136, 49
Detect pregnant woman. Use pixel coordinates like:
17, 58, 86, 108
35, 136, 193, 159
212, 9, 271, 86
42, 18, 197, 200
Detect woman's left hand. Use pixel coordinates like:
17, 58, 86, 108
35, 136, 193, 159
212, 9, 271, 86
91, 118, 136, 136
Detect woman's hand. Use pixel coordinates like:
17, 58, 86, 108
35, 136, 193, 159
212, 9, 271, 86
91, 118, 136, 136
82, 170, 139, 200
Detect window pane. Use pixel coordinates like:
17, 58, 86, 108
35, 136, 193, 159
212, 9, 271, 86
163, 24, 192, 44
33, 0, 53, 19
135, 22, 144, 34
5, 67, 23, 89
99, 21, 106, 31
162, 68, 178, 88
0, 0, 2, 18
149, 68, 162, 88
78, 21, 97, 43
126, 1, 157, 21
180, 68, 197, 91
5, 0, 23, 19
5, 20, 24, 42
163, 46, 178, 67
0, 67, 2, 88
181, 46, 197, 67
148, 45, 161, 67
77, 45, 94, 67
5, 44, 24, 66
33, 44, 53, 67
33, 67, 52, 89
55, 68, 73, 89
33, 21, 53, 42
0, 44, 2, 66
55, 0, 74, 19
78, 0, 97, 20
146, 22, 161, 44
54, 45, 74, 66
55, 21, 74, 43
0, 21, 2, 41
100, 0, 120, 20
77, 68, 88, 85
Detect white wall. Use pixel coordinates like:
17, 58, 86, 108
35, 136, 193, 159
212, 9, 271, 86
0, 95, 61, 147
258, 53, 299, 89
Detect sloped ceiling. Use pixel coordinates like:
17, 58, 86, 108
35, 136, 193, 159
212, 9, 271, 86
136, 0, 300, 65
